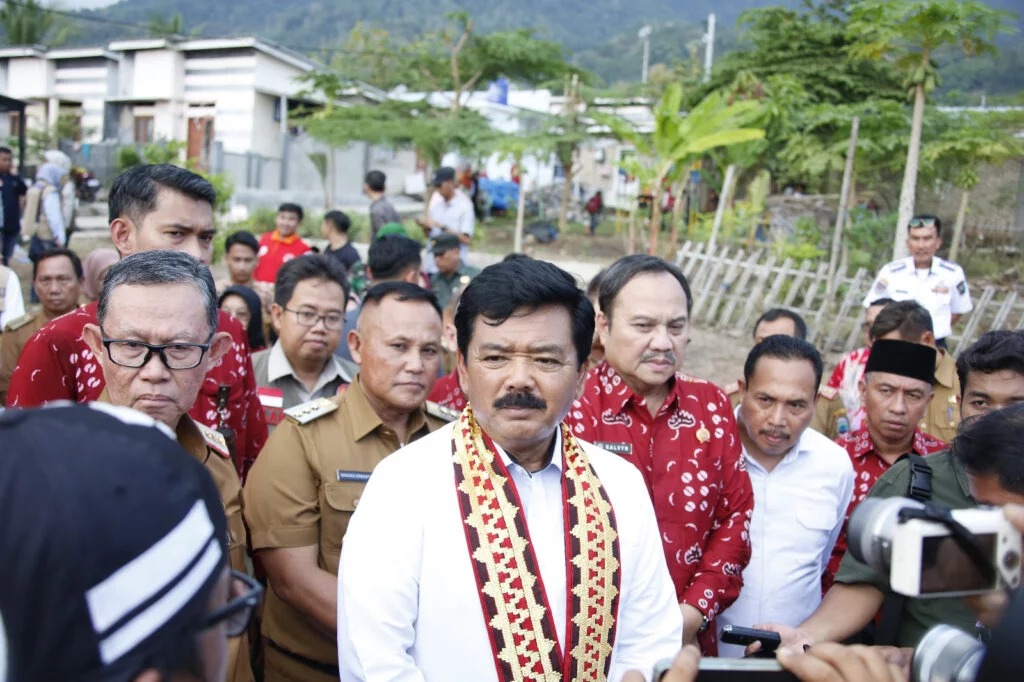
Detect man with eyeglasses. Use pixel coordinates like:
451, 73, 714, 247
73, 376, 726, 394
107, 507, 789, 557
0, 402, 263, 682
244, 281, 451, 682
863, 214, 972, 348
6, 164, 269, 481
0, 247, 82, 403
80, 250, 255, 682
252, 255, 356, 429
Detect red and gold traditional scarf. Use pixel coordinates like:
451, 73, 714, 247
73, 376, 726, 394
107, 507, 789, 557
452, 407, 621, 681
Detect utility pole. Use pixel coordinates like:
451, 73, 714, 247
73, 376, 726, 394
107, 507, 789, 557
639, 25, 652, 84
702, 13, 716, 84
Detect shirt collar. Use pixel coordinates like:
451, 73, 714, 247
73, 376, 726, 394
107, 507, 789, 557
271, 229, 300, 245
495, 428, 565, 476
849, 427, 933, 460
595, 360, 681, 415
344, 375, 429, 443
266, 340, 352, 386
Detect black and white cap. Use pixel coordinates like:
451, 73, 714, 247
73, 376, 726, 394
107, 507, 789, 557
0, 403, 228, 681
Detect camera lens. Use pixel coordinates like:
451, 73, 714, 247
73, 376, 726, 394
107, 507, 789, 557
913, 624, 984, 682
847, 498, 925, 573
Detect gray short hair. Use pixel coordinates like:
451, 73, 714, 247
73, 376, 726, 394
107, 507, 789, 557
98, 251, 218, 334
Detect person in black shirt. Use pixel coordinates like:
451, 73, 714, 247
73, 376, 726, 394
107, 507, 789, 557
0, 146, 28, 265
321, 210, 360, 273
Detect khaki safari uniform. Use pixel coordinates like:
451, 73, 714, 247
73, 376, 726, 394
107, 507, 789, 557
1, 309, 69, 403
242, 377, 454, 682
98, 391, 254, 682
810, 349, 960, 443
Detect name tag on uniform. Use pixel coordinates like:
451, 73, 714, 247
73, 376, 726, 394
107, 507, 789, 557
594, 441, 632, 455
336, 470, 372, 483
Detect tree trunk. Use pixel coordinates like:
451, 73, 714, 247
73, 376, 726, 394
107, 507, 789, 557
668, 179, 687, 254
558, 164, 573, 232
894, 81, 927, 260
627, 207, 637, 254
514, 155, 526, 253
707, 164, 736, 253
647, 174, 665, 256
827, 117, 859, 303
950, 188, 970, 262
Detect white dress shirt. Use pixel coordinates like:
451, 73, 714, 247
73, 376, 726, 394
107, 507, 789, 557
424, 190, 474, 273
337, 423, 683, 681
863, 256, 972, 339
717, 418, 854, 657
1, 268, 25, 329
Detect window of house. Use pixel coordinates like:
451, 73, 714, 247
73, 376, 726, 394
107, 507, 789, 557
133, 116, 155, 144
7, 112, 23, 138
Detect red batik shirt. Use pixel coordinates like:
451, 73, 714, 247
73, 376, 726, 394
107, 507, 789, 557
566, 361, 753, 655
827, 346, 870, 420
824, 427, 947, 588
253, 230, 311, 283
6, 302, 269, 478
427, 369, 467, 411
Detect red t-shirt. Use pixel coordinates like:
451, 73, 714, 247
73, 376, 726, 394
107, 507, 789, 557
253, 230, 311, 283
427, 370, 467, 411
6, 302, 269, 478
824, 427, 947, 589
567, 361, 754, 655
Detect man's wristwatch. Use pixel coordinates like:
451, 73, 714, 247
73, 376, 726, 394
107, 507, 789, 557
697, 614, 710, 634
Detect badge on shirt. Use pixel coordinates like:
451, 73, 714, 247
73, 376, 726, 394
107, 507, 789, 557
257, 386, 285, 427
594, 441, 632, 455
696, 427, 710, 443
336, 470, 372, 483
933, 285, 949, 295
957, 281, 967, 295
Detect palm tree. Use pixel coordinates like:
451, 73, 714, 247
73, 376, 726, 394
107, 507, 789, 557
0, 0, 69, 46
595, 85, 765, 255
848, 0, 1013, 260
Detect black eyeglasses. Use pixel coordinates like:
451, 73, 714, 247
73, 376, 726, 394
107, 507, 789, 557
282, 307, 345, 331
909, 217, 937, 228
100, 331, 214, 370
200, 570, 262, 637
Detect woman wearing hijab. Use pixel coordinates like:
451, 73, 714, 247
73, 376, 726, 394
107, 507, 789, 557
81, 247, 118, 303
25, 161, 67, 262
219, 284, 267, 351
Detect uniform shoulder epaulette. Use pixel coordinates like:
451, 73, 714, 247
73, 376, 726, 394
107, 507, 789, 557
285, 397, 339, 425
889, 261, 908, 272
2, 313, 35, 333
818, 385, 838, 400
196, 421, 231, 459
938, 259, 957, 272
425, 400, 460, 423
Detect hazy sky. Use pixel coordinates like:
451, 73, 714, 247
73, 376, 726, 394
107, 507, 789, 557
53, 0, 119, 8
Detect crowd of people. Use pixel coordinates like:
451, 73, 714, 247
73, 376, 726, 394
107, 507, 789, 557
1, 160, 1023, 682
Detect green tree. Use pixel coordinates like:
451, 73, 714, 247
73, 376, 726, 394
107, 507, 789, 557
847, 0, 1016, 259
147, 12, 199, 40
922, 110, 1024, 260
0, 0, 70, 46
594, 85, 765, 255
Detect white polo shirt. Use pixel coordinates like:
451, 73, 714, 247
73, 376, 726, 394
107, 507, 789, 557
717, 419, 854, 657
424, 190, 474, 273
863, 256, 972, 339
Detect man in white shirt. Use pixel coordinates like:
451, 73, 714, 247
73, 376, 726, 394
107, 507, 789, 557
416, 166, 474, 273
717, 335, 854, 657
863, 215, 971, 346
337, 257, 682, 681
0, 264, 25, 329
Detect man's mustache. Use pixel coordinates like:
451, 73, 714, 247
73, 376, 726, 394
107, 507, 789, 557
493, 392, 547, 410
641, 351, 677, 365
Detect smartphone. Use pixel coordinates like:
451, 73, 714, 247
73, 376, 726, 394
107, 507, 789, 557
720, 625, 782, 652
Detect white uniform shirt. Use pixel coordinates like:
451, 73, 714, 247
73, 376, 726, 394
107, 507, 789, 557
424, 190, 474, 273
337, 423, 683, 681
1, 269, 26, 329
863, 256, 972, 340
717, 419, 854, 657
